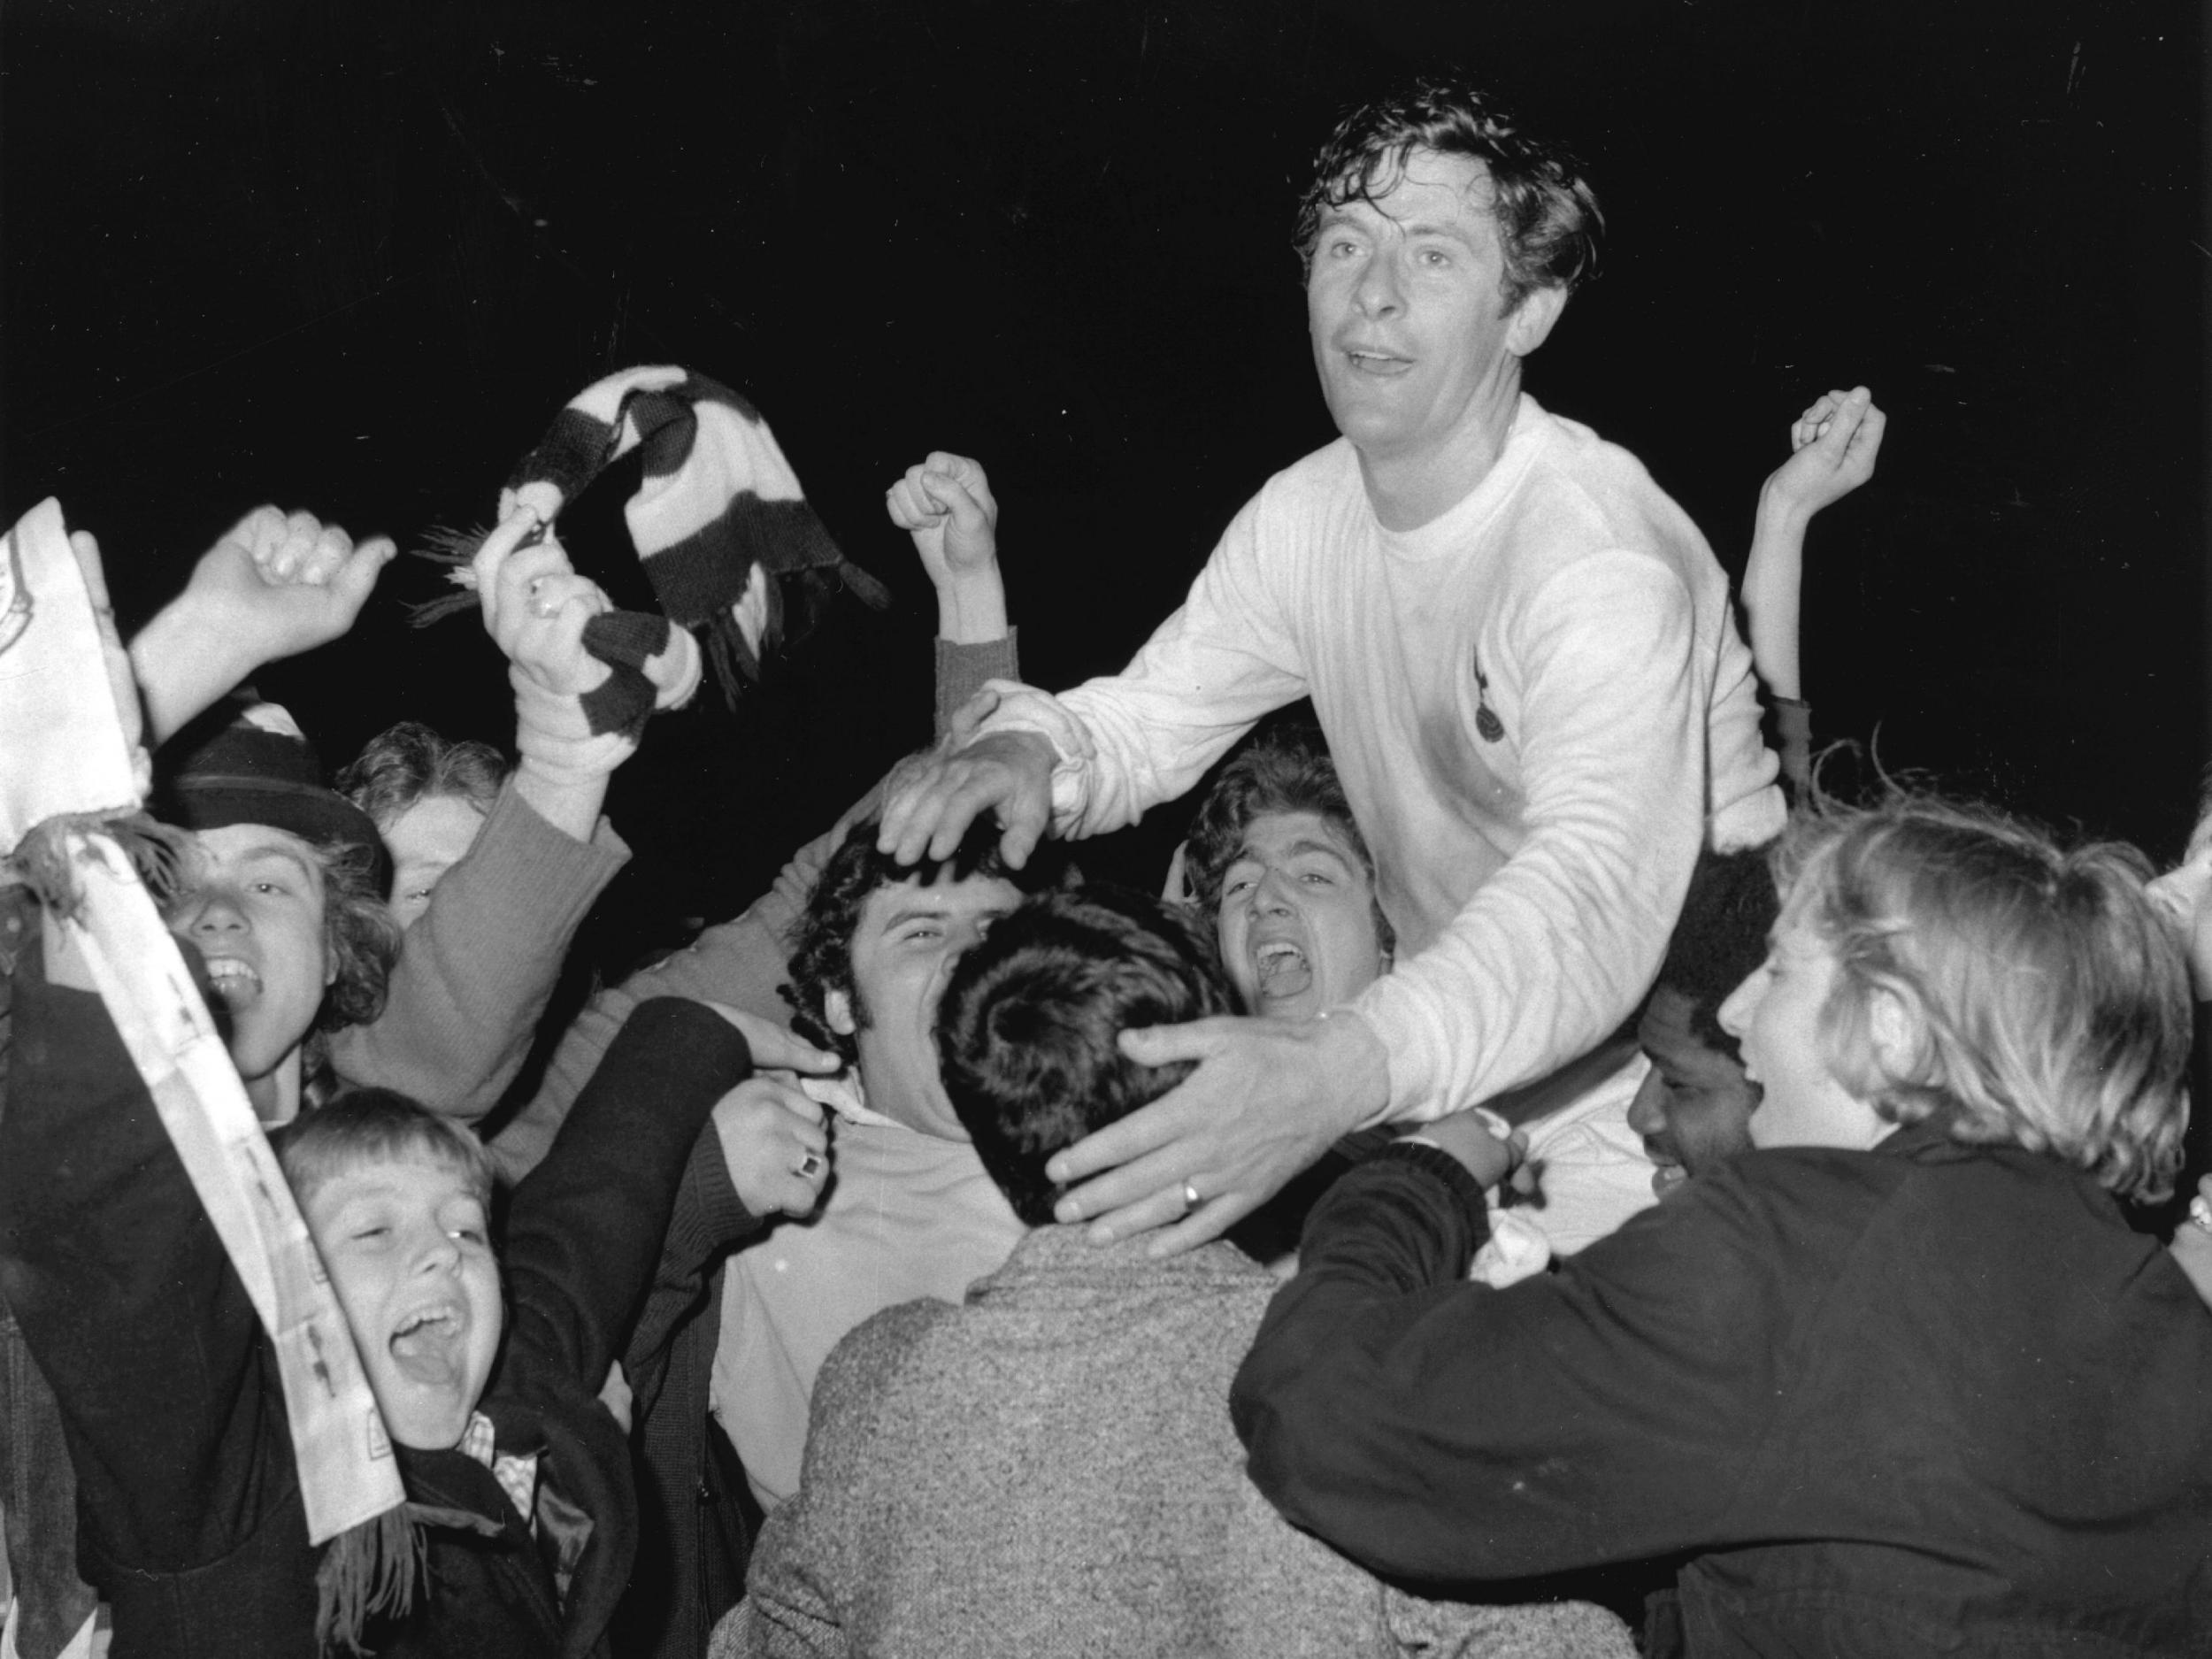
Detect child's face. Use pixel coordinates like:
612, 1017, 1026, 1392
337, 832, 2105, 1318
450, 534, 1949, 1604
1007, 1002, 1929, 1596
1717, 910, 1894, 1154
303, 1151, 503, 1450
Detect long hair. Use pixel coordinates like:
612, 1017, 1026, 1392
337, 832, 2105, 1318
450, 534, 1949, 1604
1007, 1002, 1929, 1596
1774, 795, 2192, 1203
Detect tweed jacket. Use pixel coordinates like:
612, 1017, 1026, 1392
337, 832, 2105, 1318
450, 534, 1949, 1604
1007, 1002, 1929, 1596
720, 1225, 1633, 1658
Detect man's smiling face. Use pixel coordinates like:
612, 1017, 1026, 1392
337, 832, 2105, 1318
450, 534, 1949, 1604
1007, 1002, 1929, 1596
1626, 987, 1760, 1197
1305, 147, 1543, 472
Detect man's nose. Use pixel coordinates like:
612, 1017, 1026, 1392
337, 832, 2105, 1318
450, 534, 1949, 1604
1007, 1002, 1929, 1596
1626, 1067, 1667, 1137
1247, 870, 1295, 916
1353, 249, 1404, 317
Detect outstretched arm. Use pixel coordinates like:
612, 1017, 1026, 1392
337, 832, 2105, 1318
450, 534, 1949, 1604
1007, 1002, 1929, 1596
1048, 550, 1720, 1253
1232, 1149, 1786, 1585
879, 483, 1307, 867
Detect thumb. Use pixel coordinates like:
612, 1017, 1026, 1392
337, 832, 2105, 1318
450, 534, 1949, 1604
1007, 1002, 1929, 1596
331, 535, 396, 611
1116, 1019, 1217, 1066
704, 1002, 842, 1075
944, 685, 1003, 749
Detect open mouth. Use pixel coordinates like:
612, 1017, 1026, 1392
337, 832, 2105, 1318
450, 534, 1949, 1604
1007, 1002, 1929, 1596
1252, 938, 1313, 1002
201, 956, 262, 1007
389, 1304, 468, 1386
1345, 349, 1409, 374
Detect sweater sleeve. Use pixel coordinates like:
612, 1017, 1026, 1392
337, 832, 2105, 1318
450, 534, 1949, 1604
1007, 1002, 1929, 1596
623, 1125, 769, 1417
1349, 551, 1712, 1120
488, 792, 870, 1186
1232, 1152, 1811, 1586
328, 777, 629, 1120
500, 998, 756, 1403
0, 932, 288, 1577
975, 490, 1306, 839
934, 633, 1018, 741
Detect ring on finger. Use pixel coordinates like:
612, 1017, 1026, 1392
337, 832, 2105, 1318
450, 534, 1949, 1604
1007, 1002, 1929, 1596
1180, 1180, 1202, 1215
797, 1151, 825, 1181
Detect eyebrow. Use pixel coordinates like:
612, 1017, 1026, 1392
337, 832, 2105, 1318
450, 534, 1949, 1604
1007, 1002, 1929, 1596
1236, 837, 1357, 866
237, 845, 319, 884
1396, 218, 1479, 245
877, 900, 957, 933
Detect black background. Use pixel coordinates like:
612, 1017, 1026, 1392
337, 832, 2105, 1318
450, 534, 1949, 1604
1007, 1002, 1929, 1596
4, 0, 2203, 977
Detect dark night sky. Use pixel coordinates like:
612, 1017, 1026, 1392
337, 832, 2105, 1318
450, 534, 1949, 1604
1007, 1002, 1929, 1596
4, 0, 2203, 972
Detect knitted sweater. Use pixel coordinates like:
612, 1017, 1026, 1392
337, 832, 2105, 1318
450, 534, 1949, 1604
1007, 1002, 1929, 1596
979, 397, 1786, 1121
332, 775, 628, 1118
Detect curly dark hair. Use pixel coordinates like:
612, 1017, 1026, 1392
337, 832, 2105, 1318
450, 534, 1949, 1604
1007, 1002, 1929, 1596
1182, 726, 1394, 960
783, 816, 1070, 1066
1652, 846, 1778, 1064
1293, 74, 1603, 309
934, 886, 1233, 1226
334, 720, 509, 830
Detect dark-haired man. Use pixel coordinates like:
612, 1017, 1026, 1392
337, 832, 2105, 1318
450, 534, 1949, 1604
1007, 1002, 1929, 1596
725, 886, 1635, 1658
704, 820, 1044, 1512
879, 77, 1785, 1252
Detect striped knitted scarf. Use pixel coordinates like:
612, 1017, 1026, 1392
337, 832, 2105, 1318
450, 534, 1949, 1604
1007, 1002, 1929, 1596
419, 365, 890, 735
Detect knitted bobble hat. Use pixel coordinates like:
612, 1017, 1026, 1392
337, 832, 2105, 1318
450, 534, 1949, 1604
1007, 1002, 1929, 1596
418, 365, 890, 737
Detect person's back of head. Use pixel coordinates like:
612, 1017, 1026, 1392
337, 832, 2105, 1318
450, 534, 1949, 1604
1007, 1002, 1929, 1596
1771, 794, 2193, 1202
933, 886, 1234, 1225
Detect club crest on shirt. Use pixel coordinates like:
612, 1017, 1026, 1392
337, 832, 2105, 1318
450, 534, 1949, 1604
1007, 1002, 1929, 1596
1472, 647, 1505, 742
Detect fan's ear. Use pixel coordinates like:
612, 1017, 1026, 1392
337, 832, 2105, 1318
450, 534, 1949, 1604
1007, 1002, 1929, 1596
1867, 986, 1924, 1079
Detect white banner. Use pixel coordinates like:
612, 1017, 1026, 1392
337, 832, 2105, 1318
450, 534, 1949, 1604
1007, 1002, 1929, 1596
1, 498, 403, 1544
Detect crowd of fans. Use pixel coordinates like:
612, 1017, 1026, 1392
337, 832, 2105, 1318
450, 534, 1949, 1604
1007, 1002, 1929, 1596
3, 73, 2208, 1659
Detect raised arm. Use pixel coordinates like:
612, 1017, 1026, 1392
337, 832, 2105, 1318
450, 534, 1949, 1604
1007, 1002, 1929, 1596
1741, 387, 1885, 705
326, 518, 645, 1117
128, 505, 394, 744
879, 485, 1306, 866
1, 930, 294, 1581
